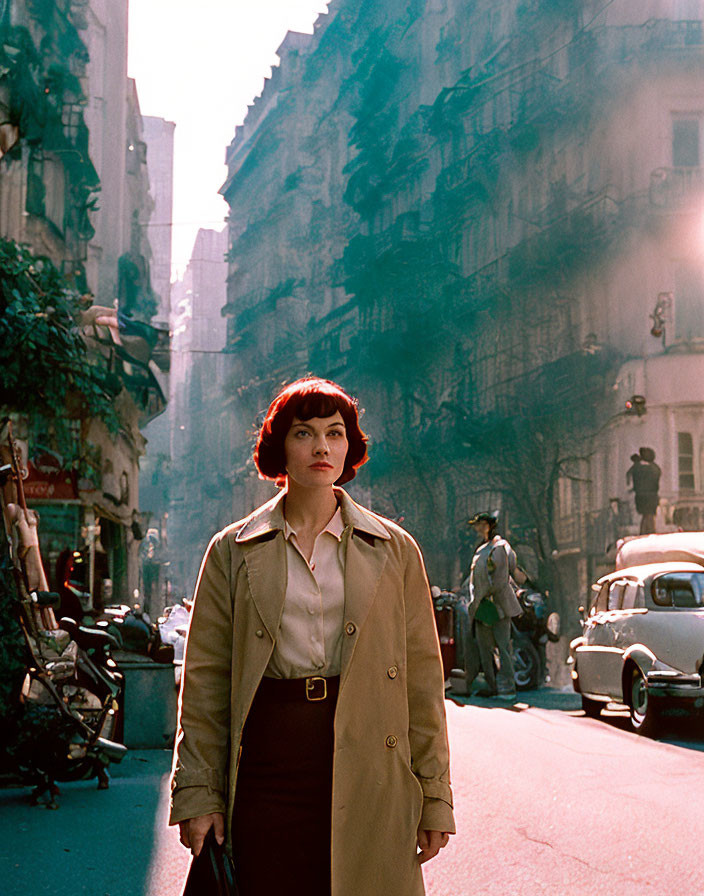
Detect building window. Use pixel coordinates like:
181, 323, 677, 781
674, 262, 704, 340
678, 431, 695, 491
672, 118, 700, 167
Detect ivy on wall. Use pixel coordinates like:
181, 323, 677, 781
0, 238, 120, 454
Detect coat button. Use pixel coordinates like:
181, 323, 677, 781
255, 629, 264, 638
385, 735, 398, 749
345, 622, 356, 636
387, 665, 398, 679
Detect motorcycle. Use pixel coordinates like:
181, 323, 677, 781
0, 422, 127, 806
511, 586, 561, 690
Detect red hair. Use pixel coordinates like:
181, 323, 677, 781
254, 377, 369, 486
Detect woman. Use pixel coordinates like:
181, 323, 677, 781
170, 377, 454, 896
466, 511, 522, 699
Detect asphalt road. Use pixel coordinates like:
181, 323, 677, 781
426, 690, 704, 896
1, 689, 704, 895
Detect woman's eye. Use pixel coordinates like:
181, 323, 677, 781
294, 430, 310, 438
328, 430, 345, 438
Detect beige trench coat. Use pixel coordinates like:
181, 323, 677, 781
169, 488, 455, 896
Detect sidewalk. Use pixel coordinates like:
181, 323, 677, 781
0, 750, 190, 896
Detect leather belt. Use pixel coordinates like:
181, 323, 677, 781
258, 675, 340, 703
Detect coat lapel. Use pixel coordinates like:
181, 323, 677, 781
339, 530, 389, 685
241, 534, 287, 641
235, 490, 288, 641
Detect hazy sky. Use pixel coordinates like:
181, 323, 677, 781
128, 0, 330, 278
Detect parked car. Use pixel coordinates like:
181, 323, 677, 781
569, 559, 704, 736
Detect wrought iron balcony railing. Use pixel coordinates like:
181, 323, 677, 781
649, 166, 704, 208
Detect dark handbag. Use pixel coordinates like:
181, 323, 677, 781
182, 827, 239, 896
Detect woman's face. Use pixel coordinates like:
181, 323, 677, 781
284, 411, 349, 489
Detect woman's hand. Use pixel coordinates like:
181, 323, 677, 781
417, 829, 450, 864
178, 812, 225, 856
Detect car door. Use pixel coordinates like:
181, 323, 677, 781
577, 579, 629, 696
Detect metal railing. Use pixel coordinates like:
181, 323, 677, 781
649, 167, 704, 208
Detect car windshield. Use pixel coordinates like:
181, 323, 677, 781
652, 572, 704, 608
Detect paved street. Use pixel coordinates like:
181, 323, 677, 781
427, 691, 704, 896
2, 689, 704, 895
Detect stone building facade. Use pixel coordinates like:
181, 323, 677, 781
219, 0, 704, 626
0, 0, 164, 607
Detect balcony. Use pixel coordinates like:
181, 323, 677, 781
649, 166, 704, 209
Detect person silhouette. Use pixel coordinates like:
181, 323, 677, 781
631, 447, 661, 534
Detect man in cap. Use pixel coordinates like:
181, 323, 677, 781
466, 512, 523, 699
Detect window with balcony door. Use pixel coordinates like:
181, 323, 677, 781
672, 118, 700, 167
678, 431, 695, 491
674, 262, 704, 340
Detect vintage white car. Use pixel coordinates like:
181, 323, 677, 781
570, 544, 704, 736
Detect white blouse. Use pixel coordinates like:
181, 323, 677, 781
263, 507, 346, 679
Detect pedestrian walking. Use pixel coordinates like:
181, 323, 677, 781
170, 377, 454, 896
466, 512, 522, 699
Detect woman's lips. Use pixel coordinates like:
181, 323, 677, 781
310, 462, 333, 470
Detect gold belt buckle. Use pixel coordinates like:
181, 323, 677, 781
305, 676, 327, 702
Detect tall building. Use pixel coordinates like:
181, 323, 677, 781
142, 115, 176, 325
168, 227, 229, 596
218, 0, 704, 631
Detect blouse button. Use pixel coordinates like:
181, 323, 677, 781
385, 735, 398, 749
345, 622, 356, 636
255, 629, 264, 638
387, 665, 398, 679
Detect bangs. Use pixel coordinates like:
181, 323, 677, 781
293, 391, 350, 422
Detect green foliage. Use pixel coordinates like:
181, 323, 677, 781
0, 239, 120, 452
343, 41, 406, 217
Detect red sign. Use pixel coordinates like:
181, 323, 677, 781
24, 455, 79, 501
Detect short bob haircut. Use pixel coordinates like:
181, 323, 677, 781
254, 377, 369, 486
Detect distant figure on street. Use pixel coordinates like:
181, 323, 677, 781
630, 446, 661, 534
466, 512, 523, 699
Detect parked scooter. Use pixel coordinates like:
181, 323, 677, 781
97, 603, 175, 665
511, 585, 561, 690
0, 421, 126, 806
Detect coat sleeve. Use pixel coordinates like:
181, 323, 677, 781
403, 536, 456, 834
169, 532, 233, 825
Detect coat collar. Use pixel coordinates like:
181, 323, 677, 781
234, 487, 391, 543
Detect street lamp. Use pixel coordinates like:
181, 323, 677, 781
625, 395, 647, 416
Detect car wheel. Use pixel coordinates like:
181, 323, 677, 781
581, 695, 603, 718
629, 668, 659, 737
513, 636, 541, 690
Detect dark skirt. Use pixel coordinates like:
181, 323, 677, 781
232, 676, 339, 896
